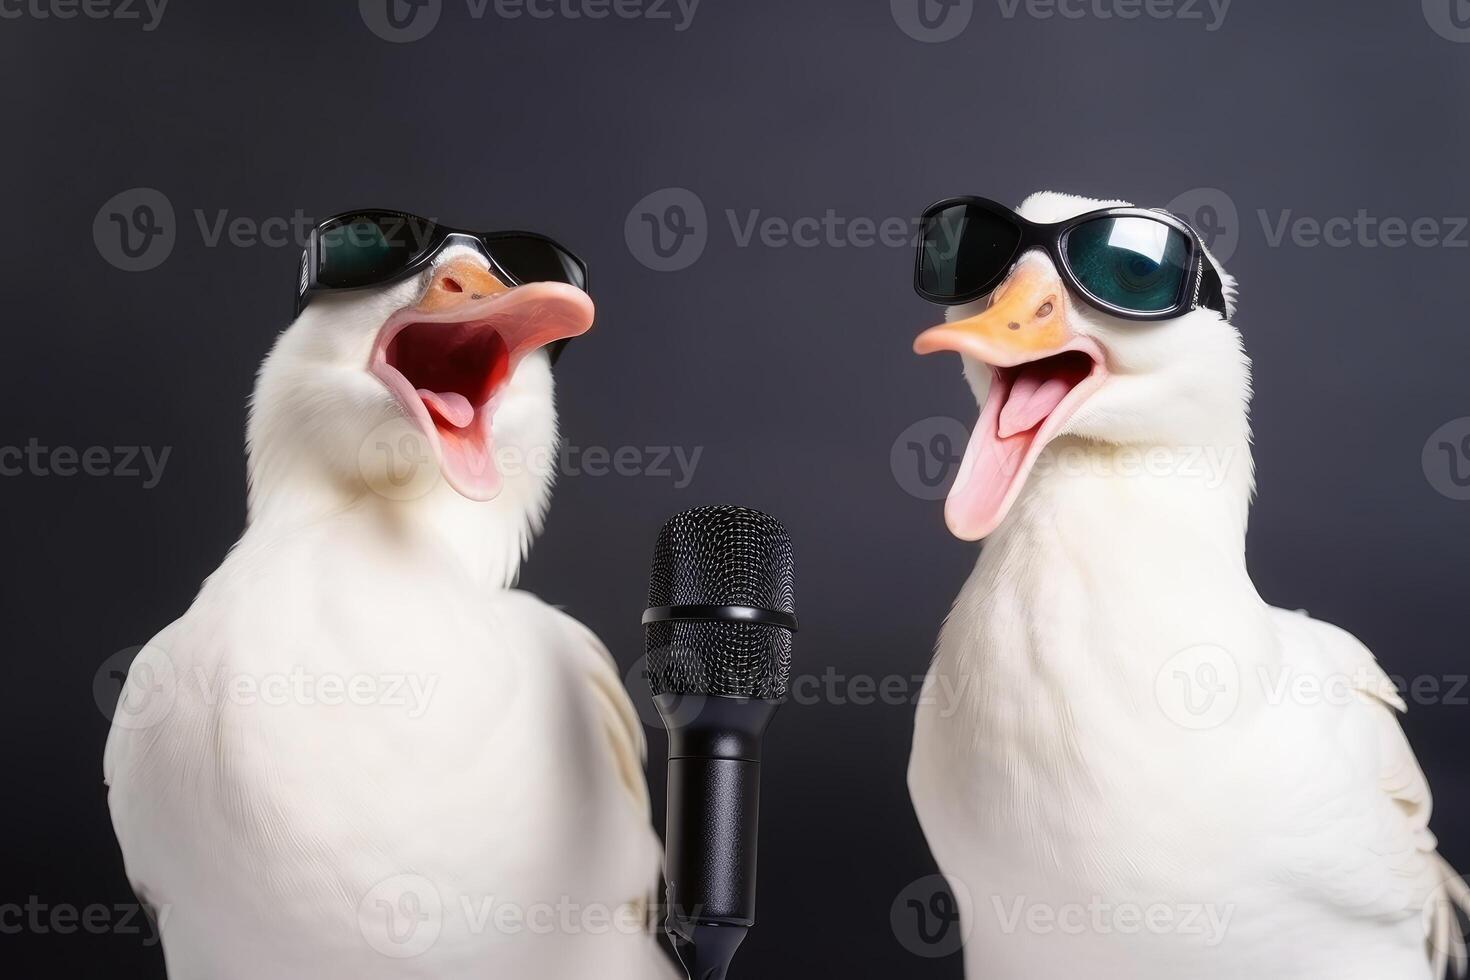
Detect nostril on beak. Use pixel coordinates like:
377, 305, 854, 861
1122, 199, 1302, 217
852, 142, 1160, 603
1035, 301, 1054, 320
440, 276, 464, 293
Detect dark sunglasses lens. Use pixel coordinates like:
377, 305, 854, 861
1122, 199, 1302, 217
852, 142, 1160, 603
316, 214, 434, 288
1065, 216, 1190, 314
918, 204, 1022, 301
489, 236, 586, 290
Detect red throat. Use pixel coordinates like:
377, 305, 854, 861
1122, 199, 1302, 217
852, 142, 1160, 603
946, 349, 1104, 540
370, 281, 593, 501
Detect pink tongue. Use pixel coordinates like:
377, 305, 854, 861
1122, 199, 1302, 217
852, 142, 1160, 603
997, 362, 1075, 439
945, 361, 1084, 541
417, 389, 474, 429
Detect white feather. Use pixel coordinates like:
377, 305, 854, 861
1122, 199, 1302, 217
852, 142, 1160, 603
104, 255, 675, 979
909, 191, 1466, 979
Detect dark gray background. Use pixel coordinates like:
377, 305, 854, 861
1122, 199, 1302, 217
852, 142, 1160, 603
4, 0, 1470, 975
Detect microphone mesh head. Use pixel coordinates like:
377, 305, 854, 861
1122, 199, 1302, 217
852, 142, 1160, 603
645, 506, 795, 699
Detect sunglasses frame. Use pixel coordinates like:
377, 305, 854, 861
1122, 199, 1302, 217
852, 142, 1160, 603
913, 196, 1227, 321
295, 209, 589, 318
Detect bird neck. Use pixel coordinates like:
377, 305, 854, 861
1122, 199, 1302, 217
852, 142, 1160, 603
243, 476, 539, 591
998, 426, 1255, 563
966, 426, 1267, 681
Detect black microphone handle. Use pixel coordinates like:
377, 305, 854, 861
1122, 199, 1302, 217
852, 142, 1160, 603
655, 693, 783, 979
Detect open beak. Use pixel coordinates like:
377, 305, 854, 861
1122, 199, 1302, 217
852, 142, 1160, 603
913, 254, 1107, 540
370, 257, 594, 501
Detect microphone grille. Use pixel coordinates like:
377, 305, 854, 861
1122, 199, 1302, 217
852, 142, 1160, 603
645, 505, 795, 699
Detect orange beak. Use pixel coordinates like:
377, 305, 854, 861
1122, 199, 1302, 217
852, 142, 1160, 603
912, 255, 1106, 541
914, 256, 1077, 365
413, 256, 514, 314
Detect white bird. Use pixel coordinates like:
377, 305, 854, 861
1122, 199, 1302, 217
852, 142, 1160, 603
103, 243, 678, 979
907, 191, 1469, 980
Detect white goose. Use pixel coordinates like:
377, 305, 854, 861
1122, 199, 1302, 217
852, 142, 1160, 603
103, 243, 676, 979
907, 191, 1468, 979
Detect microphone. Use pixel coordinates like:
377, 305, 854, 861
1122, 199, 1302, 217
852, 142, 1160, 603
642, 505, 797, 980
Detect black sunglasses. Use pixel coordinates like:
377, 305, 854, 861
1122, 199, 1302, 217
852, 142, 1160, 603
296, 209, 590, 361
914, 196, 1227, 321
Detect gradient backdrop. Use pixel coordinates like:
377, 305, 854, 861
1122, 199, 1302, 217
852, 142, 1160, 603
5, 0, 1470, 975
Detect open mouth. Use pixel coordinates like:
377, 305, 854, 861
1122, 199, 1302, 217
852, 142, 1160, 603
948, 345, 1106, 540
369, 282, 593, 501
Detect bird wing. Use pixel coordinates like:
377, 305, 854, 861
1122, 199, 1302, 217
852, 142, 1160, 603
1269, 606, 1466, 977
501, 591, 663, 935
504, 590, 651, 819
102, 617, 187, 929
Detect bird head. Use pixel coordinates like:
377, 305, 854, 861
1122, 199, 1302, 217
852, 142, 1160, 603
914, 191, 1248, 541
247, 240, 592, 537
